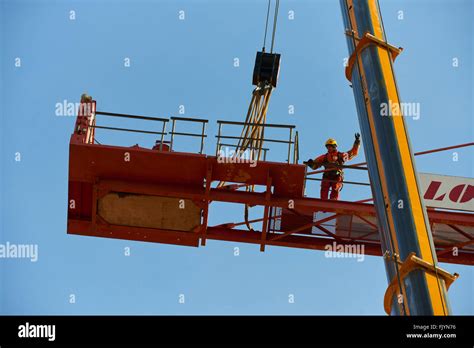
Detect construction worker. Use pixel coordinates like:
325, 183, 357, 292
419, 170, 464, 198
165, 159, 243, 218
304, 133, 361, 200
80, 93, 93, 116
80, 93, 92, 103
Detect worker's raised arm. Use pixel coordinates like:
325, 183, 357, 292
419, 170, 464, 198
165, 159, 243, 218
345, 133, 361, 161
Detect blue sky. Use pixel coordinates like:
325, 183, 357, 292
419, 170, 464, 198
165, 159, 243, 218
0, 0, 472, 314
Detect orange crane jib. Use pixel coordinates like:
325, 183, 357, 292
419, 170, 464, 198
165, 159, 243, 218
66, 106, 474, 266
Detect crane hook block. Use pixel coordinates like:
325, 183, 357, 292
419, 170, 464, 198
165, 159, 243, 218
252, 51, 281, 88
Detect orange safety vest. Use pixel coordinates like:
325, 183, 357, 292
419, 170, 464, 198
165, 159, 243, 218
319, 152, 346, 179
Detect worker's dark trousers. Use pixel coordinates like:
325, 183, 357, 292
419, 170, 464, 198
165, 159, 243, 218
320, 176, 343, 200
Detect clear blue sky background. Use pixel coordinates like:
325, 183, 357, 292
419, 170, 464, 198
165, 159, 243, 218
0, 0, 472, 315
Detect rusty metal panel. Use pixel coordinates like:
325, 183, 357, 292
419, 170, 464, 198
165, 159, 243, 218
98, 193, 201, 232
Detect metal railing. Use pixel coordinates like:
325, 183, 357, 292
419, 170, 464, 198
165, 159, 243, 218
84, 108, 305, 164
93, 111, 169, 150
169, 116, 208, 154
91, 112, 209, 153
293, 131, 299, 164
215, 120, 298, 163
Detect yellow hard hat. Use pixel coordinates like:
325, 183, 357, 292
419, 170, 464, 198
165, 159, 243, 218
325, 138, 338, 147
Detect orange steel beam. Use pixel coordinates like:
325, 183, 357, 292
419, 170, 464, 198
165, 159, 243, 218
437, 239, 474, 257
271, 214, 339, 241
200, 163, 213, 246
447, 224, 474, 241
356, 198, 374, 203
205, 226, 383, 254
313, 224, 344, 242
354, 214, 378, 231
260, 174, 273, 251
211, 215, 282, 229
